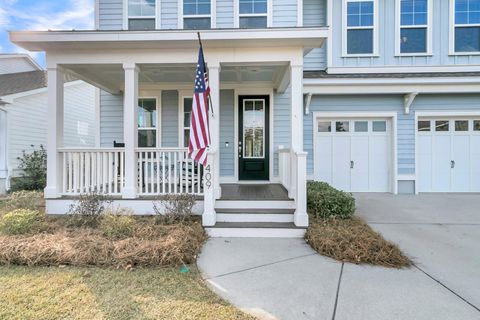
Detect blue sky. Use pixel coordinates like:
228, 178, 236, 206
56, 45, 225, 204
0, 0, 94, 67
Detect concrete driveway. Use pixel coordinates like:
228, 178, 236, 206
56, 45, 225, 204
198, 193, 480, 320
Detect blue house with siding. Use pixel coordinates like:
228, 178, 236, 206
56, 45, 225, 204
9, 0, 480, 237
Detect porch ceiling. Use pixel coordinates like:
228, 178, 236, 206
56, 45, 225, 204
63, 63, 289, 94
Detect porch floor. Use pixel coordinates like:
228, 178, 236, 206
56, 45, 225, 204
220, 184, 291, 201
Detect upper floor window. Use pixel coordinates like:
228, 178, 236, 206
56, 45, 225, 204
345, 0, 376, 55
239, 0, 268, 28
183, 0, 211, 29
128, 0, 156, 30
454, 0, 480, 53
398, 0, 430, 54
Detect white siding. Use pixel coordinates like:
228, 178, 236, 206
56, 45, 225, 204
0, 57, 37, 75
100, 90, 124, 146
5, 81, 96, 176
98, 0, 124, 30
0, 110, 6, 180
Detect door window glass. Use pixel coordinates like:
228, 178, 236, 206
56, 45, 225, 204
243, 100, 265, 158
372, 120, 387, 132
474, 120, 480, 131
418, 120, 430, 131
354, 121, 368, 132
137, 98, 157, 147
455, 120, 469, 131
183, 98, 193, 147
318, 121, 331, 132
435, 120, 449, 132
335, 121, 350, 132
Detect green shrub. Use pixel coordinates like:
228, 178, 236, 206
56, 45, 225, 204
0, 209, 44, 235
307, 182, 355, 219
1, 191, 44, 212
100, 209, 135, 240
67, 192, 112, 228
10, 145, 47, 191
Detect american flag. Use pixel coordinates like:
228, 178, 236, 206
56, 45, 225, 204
188, 45, 211, 166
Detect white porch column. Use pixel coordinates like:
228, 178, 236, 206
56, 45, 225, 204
44, 66, 64, 198
122, 63, 139, 199
291, 64, 304, 151
291, 64, 308, 227
208, 63, 221, 199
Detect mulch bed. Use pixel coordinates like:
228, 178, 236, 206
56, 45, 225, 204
305, 217, 412, 268
0, 219, 207, 268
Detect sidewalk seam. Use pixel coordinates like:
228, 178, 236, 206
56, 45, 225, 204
205, 253, 318, 279
331, 263, 344, 320
414, 264, 480, 313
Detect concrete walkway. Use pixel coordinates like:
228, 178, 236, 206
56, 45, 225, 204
197, 194, 480, 320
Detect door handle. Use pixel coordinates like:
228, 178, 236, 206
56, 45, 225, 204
451, 160, 455, 169
350, 160, 354, 169
238, 144, 242, 158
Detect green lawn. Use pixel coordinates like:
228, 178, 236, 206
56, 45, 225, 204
0, 265, 255, 320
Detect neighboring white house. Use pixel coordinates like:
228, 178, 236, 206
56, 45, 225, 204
0, 54, 97, 194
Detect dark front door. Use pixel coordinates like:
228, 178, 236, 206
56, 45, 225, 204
238, 95, 270, 180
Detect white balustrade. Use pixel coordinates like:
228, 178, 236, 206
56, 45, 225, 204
136, 148, 203, 196
60, 148, 125, 195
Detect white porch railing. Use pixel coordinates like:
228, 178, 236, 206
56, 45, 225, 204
60, 148, 125, 195
278, 146, 308, 226
136, 148, 203, 195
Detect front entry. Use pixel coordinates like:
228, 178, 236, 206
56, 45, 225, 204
238, 95, 270, 180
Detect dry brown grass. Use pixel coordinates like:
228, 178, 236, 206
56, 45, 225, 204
305, 217, 412, 268
0, 219, 207, 268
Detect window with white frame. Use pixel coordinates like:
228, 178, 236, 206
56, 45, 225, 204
345, 0, 375, 55
138, 98, 157, 147
454, 0, 480, 53
183, 97, 193, 147
239, 0, 268, 28
183, 0, 211, 29
128, 0, 156, 30
399, 0, 429, 54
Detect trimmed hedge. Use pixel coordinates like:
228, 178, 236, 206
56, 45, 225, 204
307, 182, 355, 219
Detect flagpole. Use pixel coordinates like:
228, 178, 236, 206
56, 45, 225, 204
197, 32, 215, 118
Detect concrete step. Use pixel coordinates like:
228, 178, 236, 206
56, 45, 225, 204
216, 209, 295, 223
215, 200, 296, 210
205, 222, 306, 238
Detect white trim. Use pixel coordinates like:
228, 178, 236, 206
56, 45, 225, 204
312, 111, 398, 194
327, 0, 333, 69
394, 0, 433, 56
414, 110, 480, 194
297, 0, 303, 27
178, 90, 193, 148
156, 0, 162, 29
0, 54, 42, 71
179, 0, 215, 29
94, 0, 100, 29
342, 0, 379, 57
449, 0, 480, 56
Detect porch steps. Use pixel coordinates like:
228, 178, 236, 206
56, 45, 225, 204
205, 222, 306, 238
216, 209, 295, 223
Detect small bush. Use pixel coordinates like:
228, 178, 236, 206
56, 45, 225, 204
153, 194, 196, 225
307, 182, 355, 219
0, 209, 44, 235
100, 210, 136, 240
67, 192, 112, 228
10, 145, 47, 191
1, 191, 44, 213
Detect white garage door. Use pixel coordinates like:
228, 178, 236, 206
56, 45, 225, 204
418, 118, 480, 192
314, 119, 391, 192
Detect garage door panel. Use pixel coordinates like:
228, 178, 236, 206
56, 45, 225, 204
315, 136, 333, 184
418, 135, 433, 192
471, 136, 480, 192
351, 136, 369, 192
370, 135, 389, 192
451, 135, 470, 192
332, 136, 350, 192
432, 135, 451, 192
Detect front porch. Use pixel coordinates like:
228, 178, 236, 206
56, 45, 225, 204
11, 28, 327, 230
